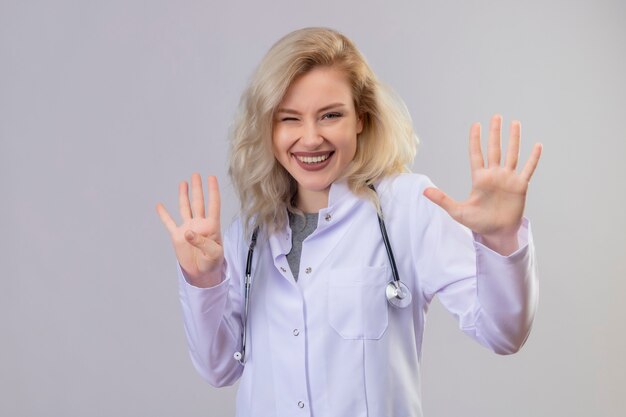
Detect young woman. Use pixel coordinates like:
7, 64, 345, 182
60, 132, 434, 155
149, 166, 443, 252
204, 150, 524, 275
157, 27, 542, 417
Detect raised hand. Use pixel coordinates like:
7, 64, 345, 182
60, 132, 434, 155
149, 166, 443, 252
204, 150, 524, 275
423, 115, 542, 255
156, 174, 224, 288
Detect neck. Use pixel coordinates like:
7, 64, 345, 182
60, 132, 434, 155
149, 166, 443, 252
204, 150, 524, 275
296, 187, 329, 213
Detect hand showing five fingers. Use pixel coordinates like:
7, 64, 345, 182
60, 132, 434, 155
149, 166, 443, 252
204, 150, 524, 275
423, 115, 542, 255
156, 174, 224, 288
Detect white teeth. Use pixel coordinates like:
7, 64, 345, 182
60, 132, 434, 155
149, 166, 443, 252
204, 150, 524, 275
297, 154, 330, 164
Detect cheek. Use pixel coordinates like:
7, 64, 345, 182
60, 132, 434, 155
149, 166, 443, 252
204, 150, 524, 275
271, 129, 283, 156
271, 132, 291, 168
272, 126, 290, 151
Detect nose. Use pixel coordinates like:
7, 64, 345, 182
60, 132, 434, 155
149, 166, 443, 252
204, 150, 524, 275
299, 120, 324, 148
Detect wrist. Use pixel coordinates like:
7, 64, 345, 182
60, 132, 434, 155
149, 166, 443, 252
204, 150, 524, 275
477, 230, 519, 256
180, 262, 224, 288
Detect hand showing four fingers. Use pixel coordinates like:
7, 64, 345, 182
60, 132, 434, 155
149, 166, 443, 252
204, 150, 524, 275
423, 115, 542, 256
156, 174, 224, 288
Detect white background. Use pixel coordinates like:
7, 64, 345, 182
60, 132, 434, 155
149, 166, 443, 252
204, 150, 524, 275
1, 0, 624, 416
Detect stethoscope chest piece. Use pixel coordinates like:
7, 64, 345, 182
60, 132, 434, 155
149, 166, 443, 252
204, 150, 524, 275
386, 280, 412, 308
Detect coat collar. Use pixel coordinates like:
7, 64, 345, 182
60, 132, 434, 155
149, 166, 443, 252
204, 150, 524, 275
268, 179, 363, 260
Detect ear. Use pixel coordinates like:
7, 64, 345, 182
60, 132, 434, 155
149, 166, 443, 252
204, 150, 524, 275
356, 113, 364, 134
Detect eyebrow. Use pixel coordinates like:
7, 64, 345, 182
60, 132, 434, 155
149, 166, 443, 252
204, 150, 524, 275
276, 102, 347, 115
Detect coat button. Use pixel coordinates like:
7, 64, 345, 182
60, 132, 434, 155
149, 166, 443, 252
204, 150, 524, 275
324, 213, 332, 221
293, 329, 299, 336
305, 267, 312, 274
297, 401, 305, 408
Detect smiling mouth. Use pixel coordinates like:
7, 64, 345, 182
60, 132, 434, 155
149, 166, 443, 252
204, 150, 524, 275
292, 151, 334, 171
296, 153, 331, 164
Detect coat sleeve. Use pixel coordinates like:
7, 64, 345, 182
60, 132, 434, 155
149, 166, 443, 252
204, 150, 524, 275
414, 178, 538, 355
177, 219, 246, 386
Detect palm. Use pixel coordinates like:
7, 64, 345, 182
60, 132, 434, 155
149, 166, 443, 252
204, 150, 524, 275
157, 174, 224, 286
424, 115, 542, 247
460, 166, 528, 236
172, 217, 222, 276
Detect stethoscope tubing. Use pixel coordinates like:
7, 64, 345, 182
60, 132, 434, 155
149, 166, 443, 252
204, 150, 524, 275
234, 228, 258, 363
370, 185, 400, 285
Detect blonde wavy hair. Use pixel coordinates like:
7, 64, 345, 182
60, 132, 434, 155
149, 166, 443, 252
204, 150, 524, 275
228, 27, 418, 235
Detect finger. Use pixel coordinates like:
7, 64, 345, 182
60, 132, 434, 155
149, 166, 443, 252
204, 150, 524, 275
423, 187, 461, 219
207, 176, 221, 229
156, 203, 177, 234
184, 229, 214, 255
469, 122, 484, 172
520, 143, 543, 182
191, 173, 206, 218
487, 114, 502, 167
179, 181, 192, 221
504, 120, 521, 170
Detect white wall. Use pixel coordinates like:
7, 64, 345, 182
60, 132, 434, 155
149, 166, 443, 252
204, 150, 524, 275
1, 0, 624, 416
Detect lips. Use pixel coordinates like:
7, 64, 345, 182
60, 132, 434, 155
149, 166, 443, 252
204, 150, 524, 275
292, 151, 334, 171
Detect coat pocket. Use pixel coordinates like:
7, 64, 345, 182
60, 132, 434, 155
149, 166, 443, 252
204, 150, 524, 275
327, 266, 389, 340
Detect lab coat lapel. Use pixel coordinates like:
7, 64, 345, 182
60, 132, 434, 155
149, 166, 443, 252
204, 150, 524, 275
297, 180, 365, 282
266, 180, 363, 284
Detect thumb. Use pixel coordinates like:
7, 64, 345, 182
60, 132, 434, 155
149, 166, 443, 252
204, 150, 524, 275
423, 187, 459, 217
184, 230, 210, 254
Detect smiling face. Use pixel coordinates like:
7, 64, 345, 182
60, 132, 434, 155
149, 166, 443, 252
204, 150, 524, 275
272, 66, 363, 212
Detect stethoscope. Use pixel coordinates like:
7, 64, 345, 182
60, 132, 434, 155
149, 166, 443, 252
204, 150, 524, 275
234, 186, 412, 364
